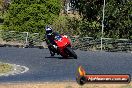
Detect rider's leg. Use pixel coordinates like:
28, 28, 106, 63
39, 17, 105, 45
48, 45, 55, 56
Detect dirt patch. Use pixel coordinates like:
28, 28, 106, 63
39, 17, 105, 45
0, 82, 132, 88
0, 62, 29, 76
0, 63, 13, 74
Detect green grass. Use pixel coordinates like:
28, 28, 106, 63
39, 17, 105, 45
0, 63, 13, 73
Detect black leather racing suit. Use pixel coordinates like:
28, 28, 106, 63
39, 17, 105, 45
45, 32, 59, 55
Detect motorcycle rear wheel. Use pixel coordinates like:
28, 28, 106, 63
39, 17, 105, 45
66, 47, 77, 59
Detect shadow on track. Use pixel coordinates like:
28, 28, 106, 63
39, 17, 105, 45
45, 56, 74, 59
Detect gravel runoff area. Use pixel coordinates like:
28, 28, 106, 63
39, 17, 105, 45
0, 82, 132, 88
0, 62, 29, 77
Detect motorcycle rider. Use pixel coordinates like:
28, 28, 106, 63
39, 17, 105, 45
45, 26, 59, 56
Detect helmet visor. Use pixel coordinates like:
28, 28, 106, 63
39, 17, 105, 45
46, 30, 52, 34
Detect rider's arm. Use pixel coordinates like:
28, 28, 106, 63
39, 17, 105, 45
45, 35, 51, 45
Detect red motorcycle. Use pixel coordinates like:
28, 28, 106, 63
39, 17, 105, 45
53, 34, 77, 59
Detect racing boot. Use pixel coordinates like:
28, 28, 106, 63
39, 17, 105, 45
53, 45, 59, 55
50, 51, 55, 56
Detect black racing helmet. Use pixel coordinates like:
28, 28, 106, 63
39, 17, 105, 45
45, 26, 53, 35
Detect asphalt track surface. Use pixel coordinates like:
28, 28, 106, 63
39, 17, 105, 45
0, 47, 132, 83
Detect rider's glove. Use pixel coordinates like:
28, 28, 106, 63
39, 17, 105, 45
63, 35, 68, 38
53, 45, 57, 49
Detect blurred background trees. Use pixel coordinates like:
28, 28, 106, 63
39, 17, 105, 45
0, 0, 132, 39
71, 0, 132, 38
1, 0, 61, 33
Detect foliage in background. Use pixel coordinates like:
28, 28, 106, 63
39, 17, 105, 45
52, 15, 101, 38
2, 0, 62, 33
67, 0, 102, 38
100, 0, 132, 39
0, 0, 132, 39
71, 0, 132, 39
1, 30, 27, 42
0, 0, 10, 13
71, 0, 103, 21
0, 0, 2, 9
52, 15, 81, 36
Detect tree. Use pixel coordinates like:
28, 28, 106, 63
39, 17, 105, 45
69, 0, 102, 37
0, 0, 10, 14
71, 0, 132, 38
72, 0, 103, 21
101, 0, 132, 38
2, 0, 61, 33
